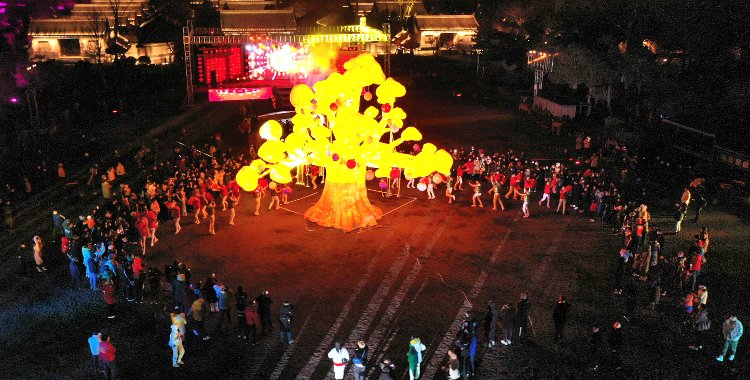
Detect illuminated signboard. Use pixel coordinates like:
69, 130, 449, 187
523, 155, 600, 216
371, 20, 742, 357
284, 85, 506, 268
208, 87, 273, 102
245, 43, 310, 81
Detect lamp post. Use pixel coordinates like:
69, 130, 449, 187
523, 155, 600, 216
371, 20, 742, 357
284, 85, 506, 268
24, 64, 41, 128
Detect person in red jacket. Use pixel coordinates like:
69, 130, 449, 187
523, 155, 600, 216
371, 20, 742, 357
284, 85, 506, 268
229, 178, 241, 205
145, 209, 158, 247
101, 279, 117, 319
132, 255, 145, 303
220, 183, 229, 211
557, 183, 572, 215
136, 212, 149, 256
98, 335, 117, 380
539, 179, 552, 208
245, 304, 262, 345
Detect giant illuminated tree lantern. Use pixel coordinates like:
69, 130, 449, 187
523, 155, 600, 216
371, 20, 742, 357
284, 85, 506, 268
235, 53, 453, 231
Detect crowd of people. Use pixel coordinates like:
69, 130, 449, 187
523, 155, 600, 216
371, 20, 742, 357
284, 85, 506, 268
16, 107, 742, 379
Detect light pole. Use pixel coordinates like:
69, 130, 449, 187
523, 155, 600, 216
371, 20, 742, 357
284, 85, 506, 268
24, 64, 41, 128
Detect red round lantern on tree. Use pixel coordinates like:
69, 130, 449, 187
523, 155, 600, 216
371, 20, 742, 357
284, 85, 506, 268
330, 102, 339, 112
332, 153, 340, 161
390, 168, 400, 179
381, 103, 391, 113
346, 159, 357, 169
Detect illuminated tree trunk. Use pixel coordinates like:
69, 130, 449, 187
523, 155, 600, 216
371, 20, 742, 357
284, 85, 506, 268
304, 181, 383, 232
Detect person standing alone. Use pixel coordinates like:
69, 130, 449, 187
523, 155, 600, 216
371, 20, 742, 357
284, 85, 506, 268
170, 324, 185, 367
717, 314, 743, 362
327, 342, 350, 379
552, 295, 570, 342
279, 301, 295, 347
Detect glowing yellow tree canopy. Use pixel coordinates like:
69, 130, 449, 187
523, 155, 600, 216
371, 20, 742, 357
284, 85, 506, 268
236, 53, 453, 231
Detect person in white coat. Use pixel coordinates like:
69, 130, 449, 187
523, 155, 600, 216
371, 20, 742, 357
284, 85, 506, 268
327, 342, 349, 379
169, 324, 185, 367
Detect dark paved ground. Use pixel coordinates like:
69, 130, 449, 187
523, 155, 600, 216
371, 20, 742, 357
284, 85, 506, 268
1, 90, 748, 379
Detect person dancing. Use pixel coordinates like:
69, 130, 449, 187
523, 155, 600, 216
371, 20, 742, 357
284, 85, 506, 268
489, 176, 505, 211
445, 177, 456, 204
470, 180, 484, 208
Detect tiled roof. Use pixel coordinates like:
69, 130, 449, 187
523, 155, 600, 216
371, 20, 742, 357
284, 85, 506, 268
221, 1, 276, 10
220, 9, 298, 34
415, 15, 478, 31
374, 0, 427, 15
29, 19, 93, 37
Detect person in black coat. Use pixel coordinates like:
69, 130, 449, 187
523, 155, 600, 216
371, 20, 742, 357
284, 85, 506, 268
516, 293, 531, 340
609, 322, 624, 370
485, 301, 499, 348
378, 359, 395, 380
589, 325, 603, 371
552, 295, 570, 342
255, 290, 273, 333
501, 304, 515, 345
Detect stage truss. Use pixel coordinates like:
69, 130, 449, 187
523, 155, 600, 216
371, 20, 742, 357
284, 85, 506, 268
182, 20, 392, 106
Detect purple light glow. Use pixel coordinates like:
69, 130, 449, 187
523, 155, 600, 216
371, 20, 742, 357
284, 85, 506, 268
9, 97, 19, 104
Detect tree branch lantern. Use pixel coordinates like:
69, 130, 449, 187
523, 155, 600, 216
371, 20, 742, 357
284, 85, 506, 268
235, 53, 453, 232
527, 50, 557, 96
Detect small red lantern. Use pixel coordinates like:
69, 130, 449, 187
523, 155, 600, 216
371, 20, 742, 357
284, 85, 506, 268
330, 103, 338, 111
332, 153, 340, 161
390, 168, 400, 179
381, 103, 391, 113
346, 159, 357, 169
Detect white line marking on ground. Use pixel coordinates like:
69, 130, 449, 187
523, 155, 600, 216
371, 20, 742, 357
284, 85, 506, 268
362, 221, 450, 379
421, 220, 517, 379
278, 192, 319, 215
294, 221, 430, 380
473, 225, 566, 378
284, 192, 319, 204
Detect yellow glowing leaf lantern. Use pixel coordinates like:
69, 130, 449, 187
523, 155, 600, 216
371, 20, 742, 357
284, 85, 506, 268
374, 167, 390, 178
235, 166, 260, 192
400, 127, 422, 142
258, 140, 286, 163
269, 182, 278, 190
364, 106, 380, 119
249, 159, 267, 173
289, 84, 315, 109
433, 149, 453, 174
375, 78, 406, 104
310, 125, 332, 141
259, 120, 283, 141
420, 143, 437, 155
269, 165, 292, 183
344, 53, 385, 85
291, 113, 315, 132
284, 132, 307, 152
